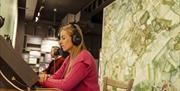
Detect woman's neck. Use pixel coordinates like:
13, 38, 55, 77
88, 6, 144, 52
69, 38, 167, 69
69, 54, 74, 61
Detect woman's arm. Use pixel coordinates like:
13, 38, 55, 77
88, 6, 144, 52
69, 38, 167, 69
42, 62, 90, 91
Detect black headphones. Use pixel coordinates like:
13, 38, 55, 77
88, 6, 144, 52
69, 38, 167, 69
70, 23, 82, 46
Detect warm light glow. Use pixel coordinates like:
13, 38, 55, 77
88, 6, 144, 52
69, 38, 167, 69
26, 35, 42, 45
29, 51, 41, 57
41, 39, 59, 53
28, 57, 37, 64
37, 12, 40, 17
35, 17, 39, 22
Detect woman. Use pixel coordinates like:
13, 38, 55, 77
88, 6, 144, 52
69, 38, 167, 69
43, 46, 69, 75
39, 23, 100, 91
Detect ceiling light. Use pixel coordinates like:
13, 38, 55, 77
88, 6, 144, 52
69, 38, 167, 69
35, 17, 38, 22
53, 8, 57, 12
37, 12, 40, 17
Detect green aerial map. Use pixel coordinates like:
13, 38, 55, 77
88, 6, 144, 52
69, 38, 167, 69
100, 0, 180, 91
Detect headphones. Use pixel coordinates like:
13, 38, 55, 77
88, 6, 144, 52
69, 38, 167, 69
70, 23, 82, 46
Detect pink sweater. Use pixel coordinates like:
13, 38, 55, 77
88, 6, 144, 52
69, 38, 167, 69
41, 50, 100, 91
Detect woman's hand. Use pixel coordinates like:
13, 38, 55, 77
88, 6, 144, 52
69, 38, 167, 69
38, 73, 48, 83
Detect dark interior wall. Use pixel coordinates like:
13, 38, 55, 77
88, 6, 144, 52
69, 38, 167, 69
15, 19, 25, 54
82, 22, 102, 59
25, 22, 50, 38
14, 7, 25, 54
84, 34, 101, 59
80, 11, 103, 56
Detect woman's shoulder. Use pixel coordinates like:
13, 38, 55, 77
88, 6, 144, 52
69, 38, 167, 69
79, 49, 92, 57
75, 50, 95, 66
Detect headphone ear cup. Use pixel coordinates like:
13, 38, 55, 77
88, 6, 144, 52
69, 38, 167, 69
72, 31, 82, 46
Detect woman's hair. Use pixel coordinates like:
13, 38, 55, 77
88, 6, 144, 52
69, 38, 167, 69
51, 46, 59, 58
59, 23, 86, 59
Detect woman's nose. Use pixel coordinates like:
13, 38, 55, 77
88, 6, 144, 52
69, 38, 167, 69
59, 40, 62, 45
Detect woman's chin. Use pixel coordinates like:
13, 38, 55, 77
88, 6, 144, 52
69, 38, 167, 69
62, 48, 67, 51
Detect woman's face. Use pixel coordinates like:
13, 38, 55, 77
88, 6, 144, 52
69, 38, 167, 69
59, 30, 73, 52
